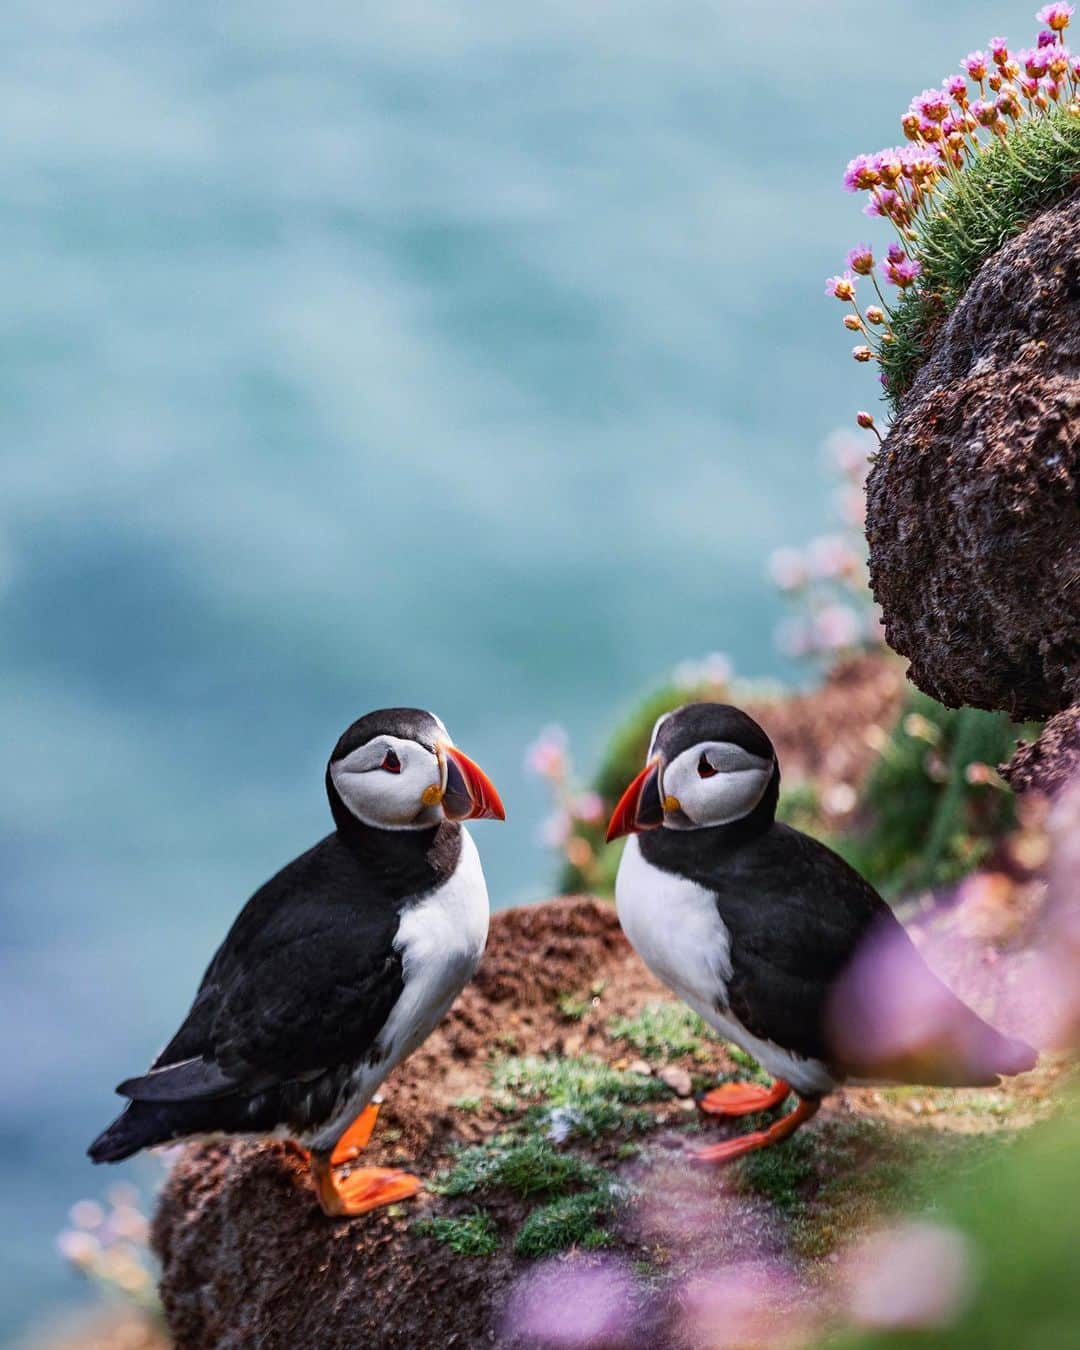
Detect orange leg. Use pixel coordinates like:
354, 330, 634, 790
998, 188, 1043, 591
695, 1096, 820, 1165
310, 1152, 421, 1218
699, 1078, 791, 1118
330, 1099, 383, 1165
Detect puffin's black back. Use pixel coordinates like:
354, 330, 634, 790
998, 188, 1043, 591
89, 807, 463, 1162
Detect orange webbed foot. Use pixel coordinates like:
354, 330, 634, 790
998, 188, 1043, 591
695, 1095, 820, 1167
698, 1079, 791, 1117
330, 1100, 382, 1166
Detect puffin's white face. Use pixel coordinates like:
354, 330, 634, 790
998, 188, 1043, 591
658, 740, 775, 829
329, 718, 505, 832
330, 734, 447, 830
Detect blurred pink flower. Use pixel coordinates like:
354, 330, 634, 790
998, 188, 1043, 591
768, 547, 807, 592
1037, 4, 1074, 32
674, 651, 733, 689
525, 724, 568, 780
775, 616, 813, 659
571, 791, 605, 825
539, 808, 571, 849
807, 535, 860, 580
677, 1260, 810, 1349
502, 1256, 636, 1347
813, 602, 861, 650
846, 1220, 974, 1330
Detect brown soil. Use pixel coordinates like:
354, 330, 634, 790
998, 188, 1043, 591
865, 190, 1080, 721
151, 895, 1064, 1350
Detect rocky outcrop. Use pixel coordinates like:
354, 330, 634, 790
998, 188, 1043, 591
1003, 704, 1080, 796
866, 191, 1080, 723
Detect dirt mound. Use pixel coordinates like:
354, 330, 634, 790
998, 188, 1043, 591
865, 191, 1080, 721
151, 895, 1058, 1349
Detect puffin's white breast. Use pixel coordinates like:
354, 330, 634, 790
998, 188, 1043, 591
615, 835, 834, 1097
306, 828, 490, 1151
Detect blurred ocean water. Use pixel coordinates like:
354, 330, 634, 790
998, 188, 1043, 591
0, 1, 1023, 1338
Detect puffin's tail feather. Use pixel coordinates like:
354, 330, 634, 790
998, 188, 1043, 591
88, 1101, 184, 1164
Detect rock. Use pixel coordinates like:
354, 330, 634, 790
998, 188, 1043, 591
1002, 704, 1080, 797
866, 190, 1080, 721
658, 1066, 693, 1098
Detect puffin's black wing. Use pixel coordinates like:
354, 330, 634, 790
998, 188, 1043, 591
706, 825, 1034, 1083
119, 834, 406, 1102
704, 824, 889, 1064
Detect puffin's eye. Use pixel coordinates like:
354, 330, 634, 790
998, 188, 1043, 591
698, 752, 718, 779
381, 749, 402, 774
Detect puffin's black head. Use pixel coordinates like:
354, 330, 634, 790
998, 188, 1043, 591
327, 707, 505, 833
606, 703, 778, 841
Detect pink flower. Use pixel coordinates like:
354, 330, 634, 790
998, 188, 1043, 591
571, 791, 604, 825
539, 808, 571, 849
1047, 44, 1072, 75
882, 256, 922, 288
971, 97, 1001, 126
989, 36, 1010, 64
775, 616, 812, 659
1019, 45, 1051, 76
911, 87, 950, 121
814, 602, 861, 649
1037, 4, 1074, 32
808, 534, 859, 580
886, 241, 907, 264
944, 74, 968, 100
962, 50, 989, 80
768, 547, 807, 592
846, 243, 875, 275
846, 1221, 974, 1331
825, 272, 857, 300
842, 152, 880, 191
1038, 28, 1059, 47
863, 188, 898, 219
525, 725, 568, 779
502, 1258, 636, 1347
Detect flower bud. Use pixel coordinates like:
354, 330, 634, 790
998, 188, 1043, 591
865, 305, 885, 324
852, 345, 874, 363
844, 314, 863, 331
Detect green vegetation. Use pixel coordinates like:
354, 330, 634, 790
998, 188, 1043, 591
834, 689, 1038, 896
435, 1134, 605, 1200
412, 1209, 500, 1257
513, 1186, 619, 1258
492, 1054, 667, 1142
607, 1002, 715, 1061
881, 107, 1080, 404
732, 1116, 1012, 1261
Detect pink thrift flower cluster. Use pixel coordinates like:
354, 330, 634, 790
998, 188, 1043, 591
769, 430, 884, 662
828, 6, 1077, 398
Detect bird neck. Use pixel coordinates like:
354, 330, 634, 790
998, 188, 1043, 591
325, 768, 462, 898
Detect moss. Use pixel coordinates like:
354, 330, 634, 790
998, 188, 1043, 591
434, 1134, 605, 1200
880, 106, 1080, 405
607, 1003, 716, 1061
412, 1208, 500, 1257
452, 1095, 483, 1114
491, 1054, 667, 1143
729, 1116, 1013, 1261
513, 1186, 618, 1258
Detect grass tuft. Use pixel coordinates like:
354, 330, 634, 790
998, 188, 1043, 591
412, 1208, 500, 1257
881, 106, 1080, 404
607, 1003, 715, 1060
513, 1185, 619, 1258
434, 1134, 605, 1200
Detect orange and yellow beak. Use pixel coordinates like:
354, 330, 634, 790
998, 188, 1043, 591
605, 758, 666, 842
439, 745, 506, 822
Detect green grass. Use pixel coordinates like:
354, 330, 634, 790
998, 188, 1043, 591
513, 1185, 619, 1258
412, 1209, 500, 1257
607, 1003, 716, 1061
434, 1134, 605, 1200
491, 1054, 668, 1143
880, 106, 1080, 404
730, 1116, 1014, 1261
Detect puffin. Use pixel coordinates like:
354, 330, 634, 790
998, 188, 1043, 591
89, 708, 505, 1217
606, 702, 1036, 1163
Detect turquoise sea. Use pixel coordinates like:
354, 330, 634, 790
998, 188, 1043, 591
0, 1, 1026, 1339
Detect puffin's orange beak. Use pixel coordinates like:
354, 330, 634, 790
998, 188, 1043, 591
606, 759, 664, 842
441, 746, 506, 822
